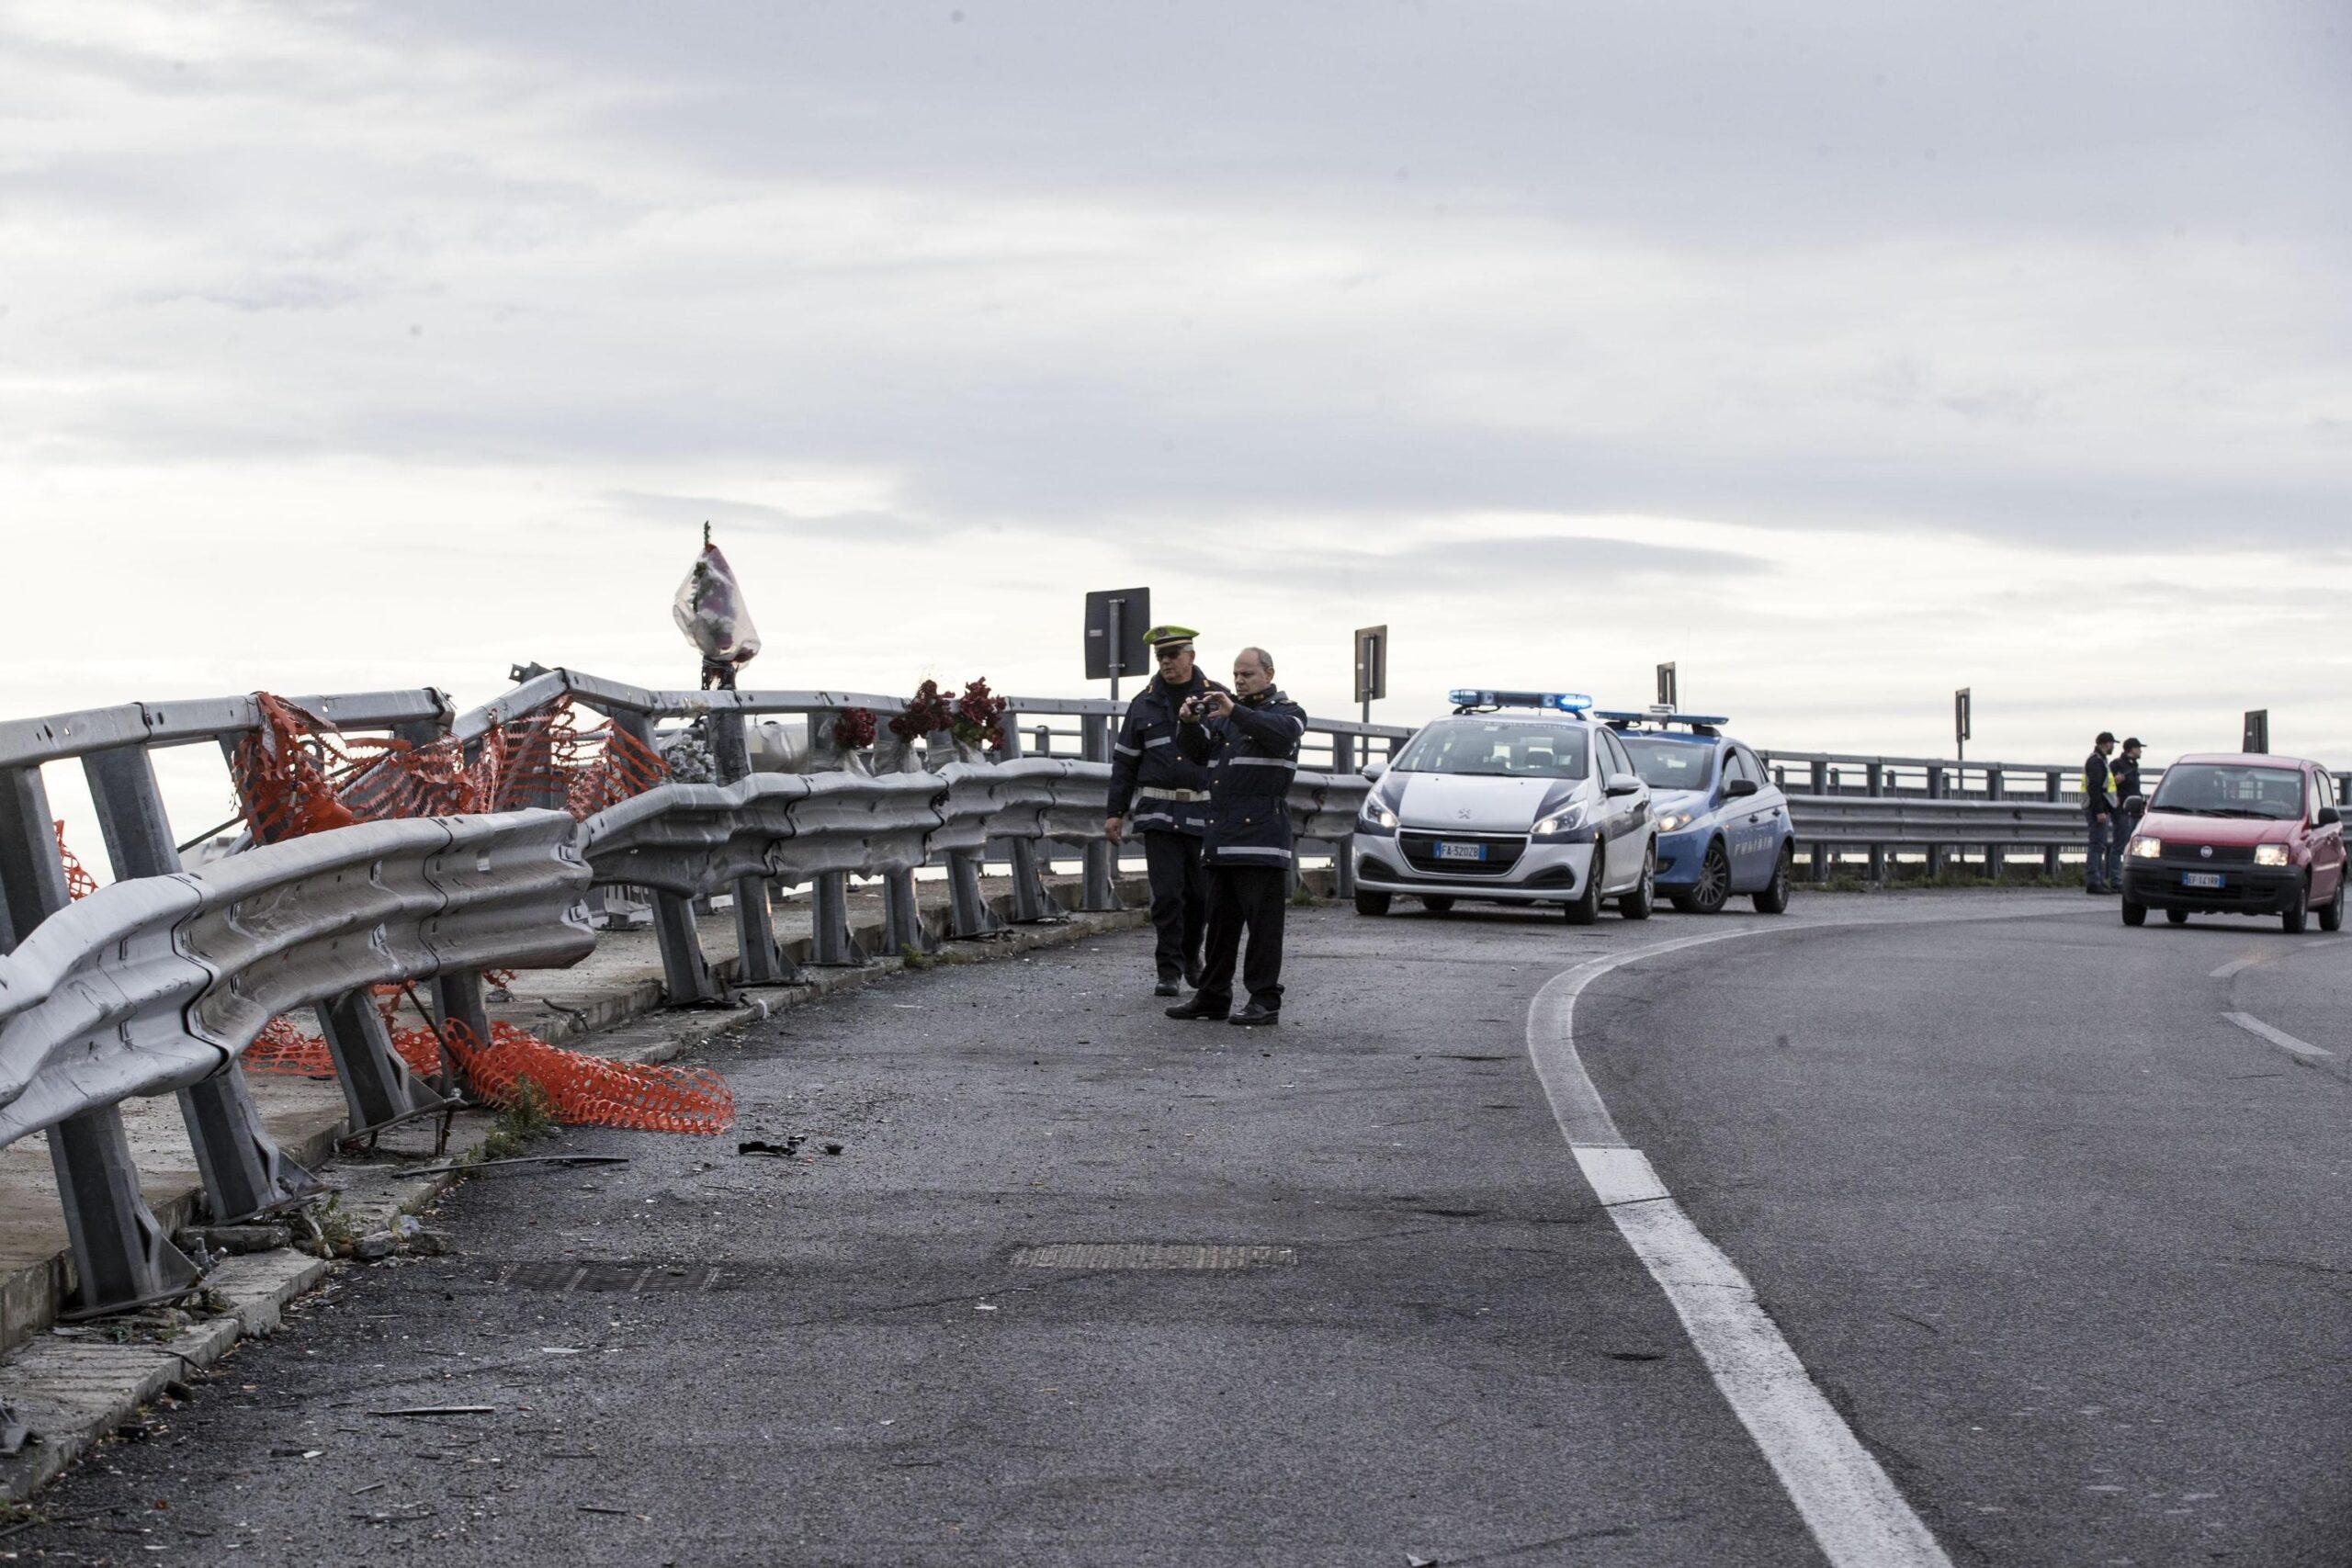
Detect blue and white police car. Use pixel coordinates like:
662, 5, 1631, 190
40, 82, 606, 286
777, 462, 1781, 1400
1351, 690, 1658, 924
1597, 707, 1794, 915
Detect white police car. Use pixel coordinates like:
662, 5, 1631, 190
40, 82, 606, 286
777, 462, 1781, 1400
1351, 690, 1657, 923
1599, 707, 1794, 915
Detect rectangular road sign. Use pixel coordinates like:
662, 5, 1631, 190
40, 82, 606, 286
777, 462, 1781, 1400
1353, 626, 1388, 705
2243, 708, 2269, 753
1084, 588, 1150, 682
1657, 662, 1678, 709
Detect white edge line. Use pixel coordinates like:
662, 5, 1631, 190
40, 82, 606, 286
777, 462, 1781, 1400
1528, 927, 1955, 1568
2222, 1010, 2333, 1059
2210, 955, 2271, 979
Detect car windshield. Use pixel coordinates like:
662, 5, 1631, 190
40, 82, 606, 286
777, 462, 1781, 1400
1622, 736, 1716, 791
2148, 763, 2303, 821
1393, 718, 1590, 780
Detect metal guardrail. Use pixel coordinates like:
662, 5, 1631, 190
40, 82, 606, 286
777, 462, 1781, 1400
0, 810, 589, 1317
1784, 795, 2084, 847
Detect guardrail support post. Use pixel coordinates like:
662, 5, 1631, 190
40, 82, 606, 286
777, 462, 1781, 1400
1331, 733, 1357, 897
83, 744, 324, 1217
1924, 765, 1946, 878
0, 763, 200, 1315
1808, 760, 1829, 880
1864, 762, 1887, 883
709, 710, 800, 985
608, 714, 728, 1004
995, 716, 1064, 922
1078, 714, 1120, 912
2043, 769, 2064, 876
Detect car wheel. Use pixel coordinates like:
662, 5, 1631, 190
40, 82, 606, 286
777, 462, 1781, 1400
1619, 840, 1656, 920
2282, 876, 2310, 934
2121, 899, 2147, 927
1353, 890, 1392, 917
2165, 908, 2188, 926
2322, 875, 2345, 934
1565, 843, 1603, 926
1752, 843, 1793, 914
1419, 896, 1455, 914
1677, 840, 1731, 916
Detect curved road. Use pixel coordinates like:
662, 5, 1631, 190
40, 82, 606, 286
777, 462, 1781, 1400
10, 892, 2345, 1565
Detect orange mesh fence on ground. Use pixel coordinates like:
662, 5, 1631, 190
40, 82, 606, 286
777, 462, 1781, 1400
218, 691, 731, 1135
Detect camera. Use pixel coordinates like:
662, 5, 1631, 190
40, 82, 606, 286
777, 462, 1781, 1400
1181, 694, 1215, 721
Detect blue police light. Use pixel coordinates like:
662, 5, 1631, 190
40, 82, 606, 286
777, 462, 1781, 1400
1595, 707, 1731, 736
1449, 689, 1595, 714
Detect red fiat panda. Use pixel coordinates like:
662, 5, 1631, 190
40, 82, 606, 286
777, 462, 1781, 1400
2120, 752, 2347, 933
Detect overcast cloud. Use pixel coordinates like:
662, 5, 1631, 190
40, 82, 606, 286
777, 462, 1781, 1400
3, 1, 2348, 844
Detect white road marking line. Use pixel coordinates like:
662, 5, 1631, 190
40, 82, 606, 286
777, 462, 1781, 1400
1527, 931, 1954, 1568
2222, 1011, 2333, 1060
2210, 955, 2272, 979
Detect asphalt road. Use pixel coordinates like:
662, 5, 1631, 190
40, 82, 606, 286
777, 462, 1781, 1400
11, 891, 2346, 1566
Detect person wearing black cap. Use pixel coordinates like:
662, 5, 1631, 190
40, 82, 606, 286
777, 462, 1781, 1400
2114, 737, 2147, 843
1105, 625, 1227, 996
1166, 646, 1307, 1028
2085, 730, 2121, 895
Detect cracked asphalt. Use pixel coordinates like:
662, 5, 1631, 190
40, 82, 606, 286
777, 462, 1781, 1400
9, 892, 2345, 1565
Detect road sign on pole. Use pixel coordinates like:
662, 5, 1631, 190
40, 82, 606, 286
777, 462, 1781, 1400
1084, 588, 1149, 701
1657, 663, 1678, 710
1353, 626, 1387, 724
2243, 709, 2269, 753
1954, 688, 1972, 762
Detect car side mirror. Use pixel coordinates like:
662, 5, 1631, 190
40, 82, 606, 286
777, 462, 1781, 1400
1724, 778, 1759, 798
1604, 772, 1643, 797
2319, 806, 2340, 828
1360, 759, 1387, 783
2124, 794, 2147, 814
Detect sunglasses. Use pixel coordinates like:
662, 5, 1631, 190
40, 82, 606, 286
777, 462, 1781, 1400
1154, 647, 1190, 661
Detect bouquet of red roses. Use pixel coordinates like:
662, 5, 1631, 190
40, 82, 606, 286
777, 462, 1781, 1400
831, 707, 876, 751
888, 680, 956, 740
951, 678, 1008, 751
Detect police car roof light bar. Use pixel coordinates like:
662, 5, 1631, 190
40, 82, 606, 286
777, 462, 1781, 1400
1448, 688, 1594, 716
1594, 708, 1730, 737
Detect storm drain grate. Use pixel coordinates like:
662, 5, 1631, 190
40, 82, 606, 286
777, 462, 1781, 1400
1012, 1243, 1295, 1271
488, 1261, 746, 1293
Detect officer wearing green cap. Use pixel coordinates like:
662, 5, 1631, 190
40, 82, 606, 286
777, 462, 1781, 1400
1106, 625, 1228, 995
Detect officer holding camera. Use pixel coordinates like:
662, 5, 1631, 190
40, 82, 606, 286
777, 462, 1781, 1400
1165, 647, 1306, 1028
1105, 626, 1227, 997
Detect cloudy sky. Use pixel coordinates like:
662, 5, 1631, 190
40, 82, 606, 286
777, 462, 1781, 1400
4, 1, 2348, 840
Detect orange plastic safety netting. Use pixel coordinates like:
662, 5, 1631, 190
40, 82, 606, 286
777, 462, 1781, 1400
231, 691, 665, 840
54, 821, 98, 900
222, 691, 732, 1136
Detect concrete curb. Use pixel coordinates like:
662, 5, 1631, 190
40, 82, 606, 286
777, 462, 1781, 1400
0, 886, 1153, 1506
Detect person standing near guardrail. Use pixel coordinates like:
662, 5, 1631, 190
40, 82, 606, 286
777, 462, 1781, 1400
2085, 729, 2122, 895
2114, 738, 2146, 841
1166, 647, 1307, 1028
1106, 626, 1228, 997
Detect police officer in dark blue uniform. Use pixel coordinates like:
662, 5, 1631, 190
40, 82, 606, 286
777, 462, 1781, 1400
1166, 646, 1307, 1028
1106, 625, 1227, 997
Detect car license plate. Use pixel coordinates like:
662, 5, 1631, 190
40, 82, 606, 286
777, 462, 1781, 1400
1437, 841, 1487, 862
2182, 872, 2223, 889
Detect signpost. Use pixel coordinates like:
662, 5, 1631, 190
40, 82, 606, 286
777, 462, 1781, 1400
1083, 587, 1150, 701
2243, 709, 2269, 754
1954, 687, 1972, 762
1352, 625, 1388, 723
1657, 662, 1678, 710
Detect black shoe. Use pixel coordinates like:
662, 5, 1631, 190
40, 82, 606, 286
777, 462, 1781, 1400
1153, 977, 1181, 998
1167, 996, 1229, 1021
1228, 1002, 1281, 1027
2086, 885, 2109, 897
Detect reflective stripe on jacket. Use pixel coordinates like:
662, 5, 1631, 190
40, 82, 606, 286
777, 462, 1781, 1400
1178, 689, 1307, 866
1108, 673, 1225, 835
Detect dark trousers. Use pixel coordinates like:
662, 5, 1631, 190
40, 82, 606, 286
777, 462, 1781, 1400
2087, 815, 2120, 890
1142, 829, 1208, 980
1197, 863, 1287, 1010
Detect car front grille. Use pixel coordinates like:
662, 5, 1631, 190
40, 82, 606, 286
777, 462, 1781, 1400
2154, 843, 2256, 865
1399, 831, 1530, 876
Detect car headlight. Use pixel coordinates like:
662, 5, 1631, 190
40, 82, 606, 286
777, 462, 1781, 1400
1531, 803, 1588, 840
2254, 842, 2290, 866
1656, 810, 1697, 834
1360, 801, 1399, 830
2128, 836, 2162, 859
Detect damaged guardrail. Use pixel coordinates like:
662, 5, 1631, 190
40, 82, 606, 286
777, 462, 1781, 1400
0, 811, 592, 1318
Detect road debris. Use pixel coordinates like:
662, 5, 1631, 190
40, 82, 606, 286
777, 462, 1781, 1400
399, 1155, 633, 1179
738, 1138, 803, 1158
368, 1404, 496, 1418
